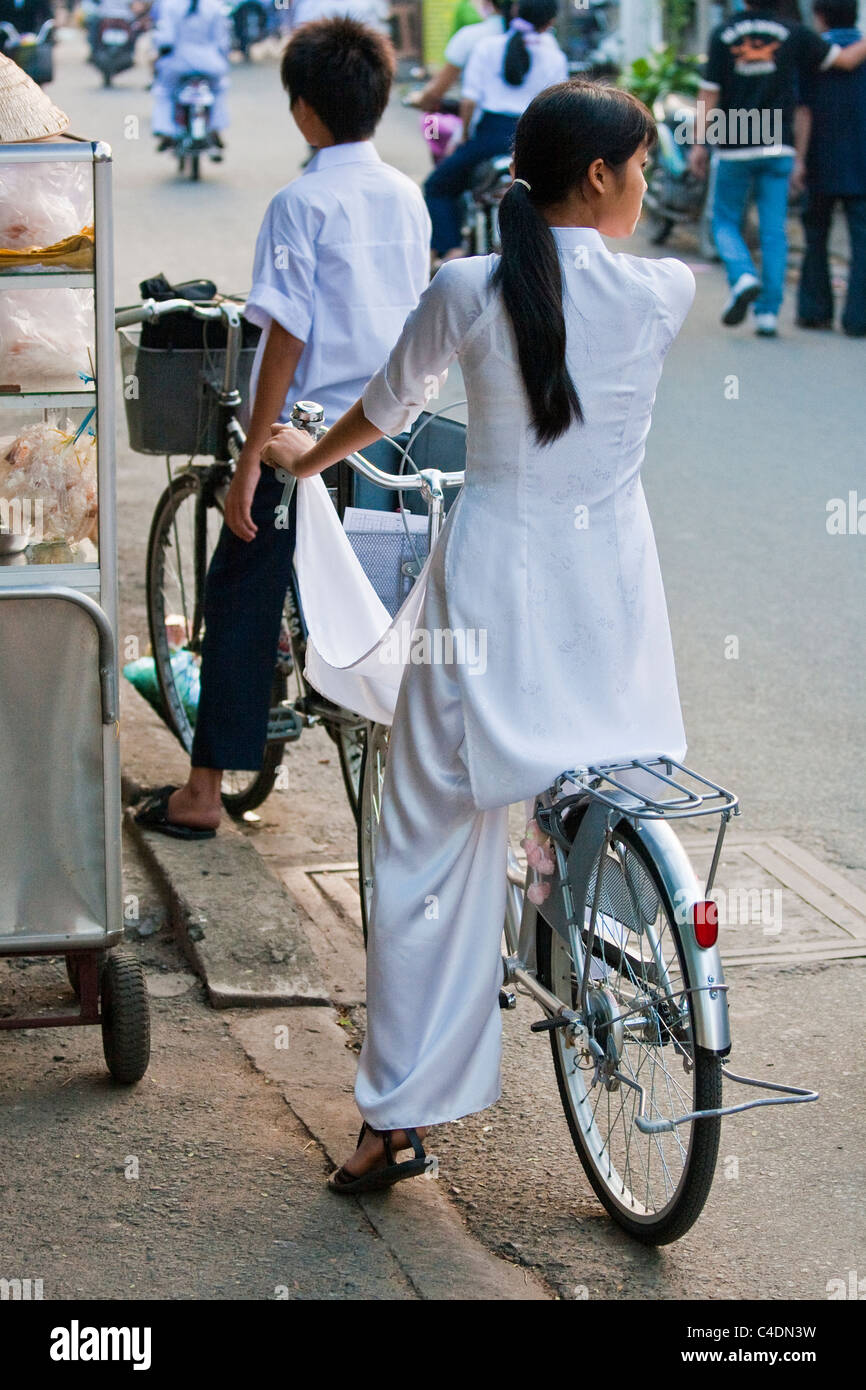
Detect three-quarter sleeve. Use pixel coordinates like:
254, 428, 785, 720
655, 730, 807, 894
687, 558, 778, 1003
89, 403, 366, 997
362, 262, 474, 436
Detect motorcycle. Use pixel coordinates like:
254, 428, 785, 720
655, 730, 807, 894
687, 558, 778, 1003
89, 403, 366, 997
0, 17, 54, 85
404, 89, 513, 258
89, 4, 152, 88
562, 0, 622, 78
643, 91, 717, 260
461, 154, 512, 256
230, 0, 274, 60
165, 73, 221, 181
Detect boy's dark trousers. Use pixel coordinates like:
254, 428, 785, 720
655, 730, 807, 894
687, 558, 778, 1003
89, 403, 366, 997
190, 437, 410, 772
798, 191, 866, 335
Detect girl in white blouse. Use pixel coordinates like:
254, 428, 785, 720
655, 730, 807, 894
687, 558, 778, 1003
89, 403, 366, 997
424, 0, 567, 259
262, 80, 696, 1194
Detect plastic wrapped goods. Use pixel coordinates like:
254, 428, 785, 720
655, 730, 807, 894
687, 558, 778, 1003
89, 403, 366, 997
0, 161, 94, 271
0, 419, 98, 545
0, 160, 93, 253
0, 288, 94, 389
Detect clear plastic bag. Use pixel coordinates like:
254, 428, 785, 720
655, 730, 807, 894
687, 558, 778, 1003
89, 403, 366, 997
0, 162, 93, 253
0, 288, 94, 389
0, 419, 98, 545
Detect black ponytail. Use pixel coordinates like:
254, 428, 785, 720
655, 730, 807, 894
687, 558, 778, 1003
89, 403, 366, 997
503, 0, 558, 87
492, 80, 657, 447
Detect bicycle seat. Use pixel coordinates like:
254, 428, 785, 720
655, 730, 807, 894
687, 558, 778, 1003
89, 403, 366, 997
471, 155, 512, 199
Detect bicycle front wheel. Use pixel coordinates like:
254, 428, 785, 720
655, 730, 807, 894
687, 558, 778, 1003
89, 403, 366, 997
536, 817, 722, 1244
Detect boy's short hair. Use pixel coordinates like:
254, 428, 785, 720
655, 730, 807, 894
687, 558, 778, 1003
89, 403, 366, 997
281, 17, 395, 144
814, 0, 858, 27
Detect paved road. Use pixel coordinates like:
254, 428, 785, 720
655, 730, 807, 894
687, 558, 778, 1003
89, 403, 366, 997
38, 29, 866, 1299
50, 29, 866, 884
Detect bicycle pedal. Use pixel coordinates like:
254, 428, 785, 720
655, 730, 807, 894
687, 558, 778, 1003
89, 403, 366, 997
498, 990, 516, 1010
266, 706, 303, 743
530, 1015, 571, 1033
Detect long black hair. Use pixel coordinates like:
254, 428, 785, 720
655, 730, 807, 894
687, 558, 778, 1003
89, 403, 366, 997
503, 0, 558, 86
493, 81, 656, 446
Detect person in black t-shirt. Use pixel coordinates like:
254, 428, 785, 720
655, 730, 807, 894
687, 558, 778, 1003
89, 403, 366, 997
690, 0, 866, 335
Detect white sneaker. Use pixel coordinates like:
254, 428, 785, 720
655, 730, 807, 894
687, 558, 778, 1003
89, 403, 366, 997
754, 312, 779, 337
722, 273, 762, 326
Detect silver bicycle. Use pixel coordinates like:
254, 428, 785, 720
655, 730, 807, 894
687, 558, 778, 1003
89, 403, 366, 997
288, 401, 819, 1246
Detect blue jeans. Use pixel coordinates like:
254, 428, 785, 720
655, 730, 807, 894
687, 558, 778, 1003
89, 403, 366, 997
424, 111, 518, 256
712, 154, 795, 315
798, 192, 866, 335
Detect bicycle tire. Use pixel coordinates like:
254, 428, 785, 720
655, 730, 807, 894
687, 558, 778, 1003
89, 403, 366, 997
334, 720, 366, 824
356, 722, 389, 944
147, 469, 203, 751
220, 670, 288, 818
536, 813, 722, 1245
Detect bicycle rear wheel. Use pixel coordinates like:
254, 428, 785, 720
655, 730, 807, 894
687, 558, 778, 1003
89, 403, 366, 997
146, 468, 287, 817
357, 722, 389, 943
327, 719, 366, 823
536, 814, 722, 1244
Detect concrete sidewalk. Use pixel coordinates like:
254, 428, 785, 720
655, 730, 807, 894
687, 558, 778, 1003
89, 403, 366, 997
120, 682, 550, 1301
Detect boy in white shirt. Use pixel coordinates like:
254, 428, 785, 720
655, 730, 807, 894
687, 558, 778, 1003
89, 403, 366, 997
136, 17, 430, 838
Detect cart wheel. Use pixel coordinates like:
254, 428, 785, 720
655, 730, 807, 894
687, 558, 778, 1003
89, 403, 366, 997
101, 951, 151, 1084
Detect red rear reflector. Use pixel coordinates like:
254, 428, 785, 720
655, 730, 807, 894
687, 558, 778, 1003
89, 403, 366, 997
693, 900, 719, 948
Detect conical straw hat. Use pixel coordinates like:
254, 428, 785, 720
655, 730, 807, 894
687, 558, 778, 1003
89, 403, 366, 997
0, 53, 69, 143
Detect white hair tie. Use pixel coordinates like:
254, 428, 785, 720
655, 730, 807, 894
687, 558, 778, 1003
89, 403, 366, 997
512, 178, 532, 192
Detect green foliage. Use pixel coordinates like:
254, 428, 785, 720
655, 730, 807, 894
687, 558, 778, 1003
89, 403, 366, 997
663, 0, 696, 46
620, 44, 703, 107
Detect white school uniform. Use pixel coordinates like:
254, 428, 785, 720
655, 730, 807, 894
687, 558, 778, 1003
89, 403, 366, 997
151, 0, 231, 135
444, 13, 506, 68
462, 24, 568, 115
294, 229, 696, 1127
244, 142, 431, 424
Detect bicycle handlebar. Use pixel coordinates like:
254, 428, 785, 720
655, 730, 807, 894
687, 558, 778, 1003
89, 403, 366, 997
287, 401, 464, 495
114, 297, 239, 329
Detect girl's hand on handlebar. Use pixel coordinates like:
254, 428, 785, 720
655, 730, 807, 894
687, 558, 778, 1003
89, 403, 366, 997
261, 423, 316, 477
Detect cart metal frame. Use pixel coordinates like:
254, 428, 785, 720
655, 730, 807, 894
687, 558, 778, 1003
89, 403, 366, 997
0, 142, 148, 1077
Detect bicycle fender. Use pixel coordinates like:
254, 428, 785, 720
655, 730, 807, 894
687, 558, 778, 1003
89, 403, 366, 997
631, 817, 731, 1055
537, 800, 731, 1055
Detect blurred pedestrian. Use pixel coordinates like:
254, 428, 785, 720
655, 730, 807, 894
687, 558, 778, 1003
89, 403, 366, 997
797, 0, 866, 335
691, 0, 866, 336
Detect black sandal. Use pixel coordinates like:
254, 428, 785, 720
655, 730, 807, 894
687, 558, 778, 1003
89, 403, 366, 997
328, 1123, 430, 1195
134, 786, 217, 841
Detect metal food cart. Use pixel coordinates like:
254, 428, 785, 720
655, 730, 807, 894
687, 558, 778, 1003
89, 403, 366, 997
0, 139, 149, 1082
